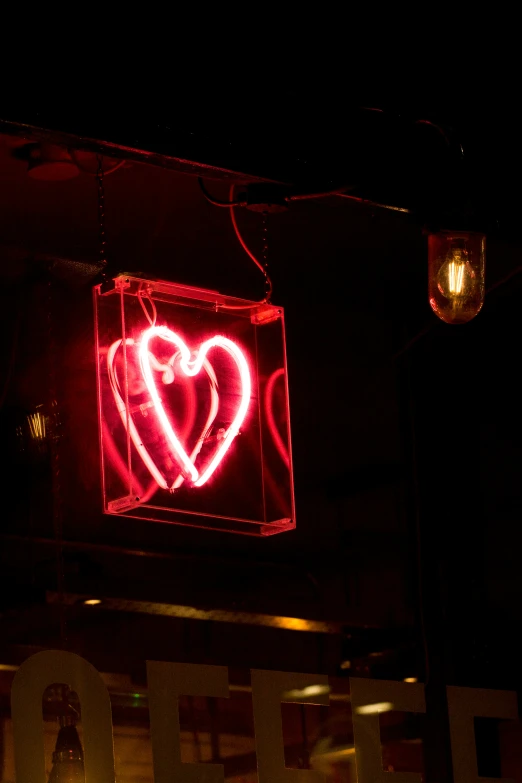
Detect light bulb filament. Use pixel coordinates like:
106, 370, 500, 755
448, 260, 466, 296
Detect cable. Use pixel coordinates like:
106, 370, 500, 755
415, 118, 465, 158
229, 191, 266, 275
138, 289, 157, 326
391, 325, 433, 362
206, 177, 406, 305
199, 179, 273, 303
201, 177, 364, 206
68, 149, 126, 176
360, 105, 460, 155
95, 158, 126, 175
227, 186, 273, 305
204, 179, 403, 302
198, 178, 247, 208
484, 263, 522, 295
415, 119, 452, 148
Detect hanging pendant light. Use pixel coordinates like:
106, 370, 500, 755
428, 230, 486, 324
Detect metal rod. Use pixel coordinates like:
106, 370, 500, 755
0, 119, 280, 184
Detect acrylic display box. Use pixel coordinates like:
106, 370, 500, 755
94, 275, 295, 536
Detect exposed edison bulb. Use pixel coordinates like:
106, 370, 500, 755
437, 248, 474, 298
428, 231, 486, 324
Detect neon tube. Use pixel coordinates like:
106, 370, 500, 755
108, 335, 233, 492
139, 327, 251, 488
171, 357, 219, 490
107, 339, 169, 490
192, 336, 251, 487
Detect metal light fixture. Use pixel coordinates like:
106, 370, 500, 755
428, 231, 486, 324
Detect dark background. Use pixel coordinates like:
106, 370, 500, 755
2, 53, 522, 778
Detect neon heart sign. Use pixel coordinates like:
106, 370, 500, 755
95, 275, 295, 536
107, 327, 251, 491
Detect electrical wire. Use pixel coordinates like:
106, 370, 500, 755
198, 180, 273, 304
229, 189, 267, 276
391, 325, 433, 362
415, 118, 465, 158
221, 186, 273, 306
204, 176, 407, 300
360, 105, 460, 155
68, 149, 126, 176
94, 158, 126, 175
198, 178, 247, 207
201, 108, 455, 219
415, 119, 452, 148
204, 158, 412, 306
201, 177, 359, 206
138, 288, 157, 326
224, 180, 409, 305
484, 262, 522, 295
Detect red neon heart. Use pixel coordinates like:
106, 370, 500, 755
143, 342, 221, 491
107, 337, 220, 491
108, 326, 251, 491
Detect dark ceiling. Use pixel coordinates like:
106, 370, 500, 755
3, 56, 522, 234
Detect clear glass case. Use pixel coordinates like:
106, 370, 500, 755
94, 276, 295, 536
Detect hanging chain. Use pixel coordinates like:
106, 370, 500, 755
261, 211, 272, 302
96, 155, 108, 269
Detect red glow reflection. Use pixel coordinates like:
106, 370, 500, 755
265, 368, 290, 468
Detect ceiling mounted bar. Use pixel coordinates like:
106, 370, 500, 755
0, 117, 281, 184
